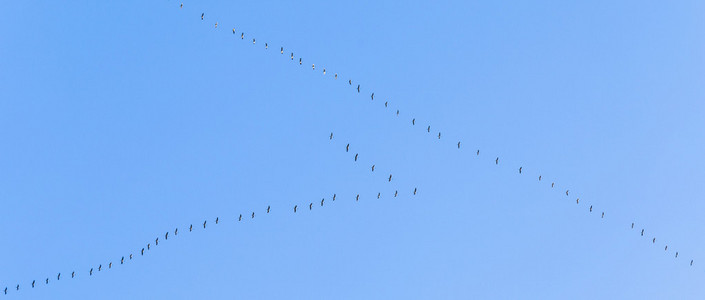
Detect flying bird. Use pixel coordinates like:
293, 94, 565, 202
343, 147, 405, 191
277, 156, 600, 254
566, 190, 569, 196
335, 73, 338, 79
203, 220, 207, 228
130, 254, 133, 259
589, 205, 592, 212
215, 217, 219, 224
357, 85, 360, 93
676, 252, 679, 258
141, 248, 145, 255
356, 194, 360, 201
519, 167, 522, 174
427, 125, 430, 132
321, 198, 325, 206
330, 132, 333, 140
576, 198, 580, 204
496, 157, 499, 165
241, 33, 244, 39
299, 58, 302, 65
45, 278, 48, 285
32, 280, 35, 288
377, 193, 381, 199
294, 205, 298, 212
57, 273, 60, 280
384, 101, 388, 107
412, 119, 416, 125
147, 244, 150, 250
477, 150, 480, 155
312, 64, 315, 70
438, 132, 441, 139
98, 265, 102, 271
601, 212, 604, 218
551, 183, 555, 188
371, 93, 374, 100
346, 144, 350, 152
355, 153, 358, 161
414, 188, 417, 195
189, 224, 193, 232
538, 175, 542, 181
388, 174, 392, 182
348, 79, 352, 85
251, 212, 255, 218
281, 47, 283, 54
396, 110, 399, 116
121, 257, 124, 264
233, 28, 235, 34
201, 13, 204, 20
165, 232, 168, 240
641, 229, 644, 236
15, 285, 19, 291
333, 194, 336, 201
653, 238, 656, 243
371, 165, 375, 172
90, 268, 94, 275
267, 206, 271, 213
71, 271, 75, 278
155, 238, 158, 246
253, 38, 256, 44
215, 22, 218, 28
108, 262, 112, 269
291, 53, 294, 60
265, 43, 268, 49
691, 260, 693, 266
239, 214, 242, 221
309, 203, 313, 210
180, 3, 183, 8
631, 223, 634, 229
458, 142, 461, 149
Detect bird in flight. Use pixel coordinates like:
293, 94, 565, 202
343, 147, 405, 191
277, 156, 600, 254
251, 212, 255, 218
414, 188, 417, 195
203, 220, 207, 228
385, 101, 388, 107
323, 68, 326, 74
309, 203, 313, 210
371, 93, 374, 100
281, 47, 284, 54
388, 174, 392, 182
355, 153, 358, 161
232, 28, 236, 34
108, 262, 112, 269
330, 132, 333, 140
201, 13, 204, 20
394, 190, 398, 197
129, 254, 133, 260
589, 205, 592, 212
377, 193, 381, 199
519, 167, 522, 174
356, 194, 360, 201
312, 63, 315, 70
215, 22, 218, 28
253, 38, 256, 44
90, 268, 94, 275
215, 217, 219, 224
476, 150, 480, 156
676, 252, 679, 258
71, 271, 75, 278
321, 198, 325, 206
566, 190, 569, 196
601, 212, 604, 218
155, 238, 158, 246
141, 248, 145, 255
121, 257, 124, 264
294, 205, 298, 212
396, 110, 399, 116
538, 175, 542, 181
265, 43, 268, 49
147, 244, 150, 250
631, 223, 634, 229
357, 85, 360, 93
333, 194, 336, 201
551, 182, 555, 188
45, 278, 48, 285
691, 260, 694, 266
576, 198, 579, 204
371, 165, 375, 172
165, 232, 169, 240
641, 229, 645, 236
189, 224, 193, 232
267, 206, 271, 213
496, 157, 499, 165
427, 125, 430, 132
458, 142, 461, 149
239, 214, 242, 221
291, 53, 294, 60
346, 144, 350, 152
98, 264, 102, 271
57, 273, 60, 280
653, 238, 656, 243
438, 132, 441, 139
412, 119, 415, 125
180, 3, 183, 8
32, 280, 35, 288
335, 73, 338, 79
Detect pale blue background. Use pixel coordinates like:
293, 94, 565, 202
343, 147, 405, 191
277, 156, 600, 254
1, 1, 704, 299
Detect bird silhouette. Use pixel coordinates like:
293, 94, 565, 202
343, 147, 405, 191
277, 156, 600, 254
265, 43, 268, 49
357, 85, 360, 93
356, 194, 360, 201
335, 73, 338, 79
576, 198, 580, 204
566, 190, 569, 196
16, 285, 19, 291
396, 110, 399, 116
377, 193, 381, 199
601, 212, 604, 218
691, 260, 693, 266
394, 190, 398, 197
589, 205, 592, 212
676, 252, 679, 258
309, 203, 313, 210
333, 194, 337, 201
294, 205, 298, 212
45, 278, 48, 284
495, 157, 499, 165
253, 38, 256, 44
631, 223, 634, 229
458, 142, 461, 149
203, 220, 207, 228
519, 167, 522, 174
538, 175, 542, 181
98, 265, 102, 271
641, 229, 644, 236
155, 238, 158, 246
108, 262, 112, 269
551, 182, 555, 188
281, 47, 283, 54
299, 58, 302, 65
215, 22, 218, 28
355, 153, 358, 161
147, 244, 150, 250
129, 254, 133, 260
232, 28, 236, 34
321, 198, 325, 206
71, 271, 75, 278
4, 287, 6, 294
189, 224, 193, 232
476, 150, 480, 155
346, 144, 350, 152
330, 132, 333, 140
438, 132, 441, 139
267, 206, 271, 213
323, 68, 326, 74
141, 248, 145, 256
180, 3, 183, 8
90, 268, 94, 275
372, 165, 375, 171
241, 33, 244, 39
414, 188, 417, 195
291, 53, 294, 60
653, 238, 656, 243
385, 101, 388, 107
312, 63, 315, 70
201, 13, 204, 20
239, 214, 242, 221
427, 125, 430, 132
251, 212, 255, 218
165, 232, 168, 240
32, 280, 35, 288
121, 257, 124, 264
388, 174, 392, 182
57, 273, 60, 280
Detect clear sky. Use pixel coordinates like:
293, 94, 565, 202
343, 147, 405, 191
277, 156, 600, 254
1, 1, 704, 299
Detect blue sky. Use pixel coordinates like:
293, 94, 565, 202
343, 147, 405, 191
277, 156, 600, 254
1, 0, 704, 299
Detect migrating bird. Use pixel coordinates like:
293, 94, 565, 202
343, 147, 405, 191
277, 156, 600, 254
299, 58, 302, 65
519, 167, 522, 174
601, 212, 604, 218
233, 28, 236, 34
291, 53, 294, 60
57, 273, 60, 280
252, 38, 256, 44
412, 119, 416, 125
676, 252, 679, 258
32, 280, 35, 288
348, 79, 352, 85
265, 43, 268, 49
98, 265, 102, 272
108, 262, 112, 269
4, 287, 6, 294
239, 214, 242, 221
356, 194, 360, 201
551, 182, 555, 188
312, 64, 315, 70
294, 205, 298, 212
576, 198, 580, 204
496, 157, 499, 165
330, 132, 333, 140
241, 33, 244, 39
321, 198, 325, 206
384, 101, 388, 107
377, 193, 381, 199
251, 212, 255, 218
165, 231, 168, 240
45, 278, 48, 285
189, 224, 193, 232
16, 285, 19, 291
396, 110, 399, 116
427, 125, 430, 132
414, 188, 417, 195
215, 217, 219, 224
333, 193, 336, 201
566, 190, 569, 196
141, 248, 145, 255
438, 132, 441, 139
201, 13, 204, 20
147, 244, 150, 250
203, 220, 207, 228
346, 144, 350, 152
371, 93, 374, 100
355, 153, 358, 161
477, 150, 480, 155
539, 175, 542, 181
155, 238, 158, 246
267, 206, 271, 213
215, 22, 218, 28
180, 3, 183, 8
641, 229, 644, 236
281, 47, 284, 54
71, 271, 75, 278
309, 203, 313, 210
691, 260, 694, 266
653, 238, 656, 243
371, 165, 375, 172
121, 257, 124, 264
458, 142, 461, 149
388, 174, 392, 182
90, 268, 94, 275
357, 85, 360, 93
631, 223, 634, 229
129, 254, 133, 260
589, 205, 592, 212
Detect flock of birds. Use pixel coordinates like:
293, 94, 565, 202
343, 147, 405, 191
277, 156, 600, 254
3, 2, 696, 296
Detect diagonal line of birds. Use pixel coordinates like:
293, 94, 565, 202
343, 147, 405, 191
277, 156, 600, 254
180, 1, 696, 271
